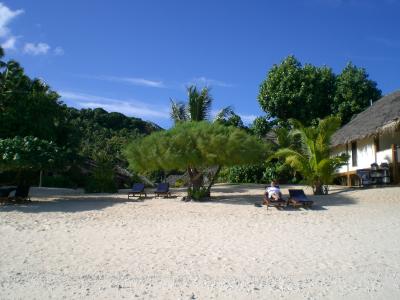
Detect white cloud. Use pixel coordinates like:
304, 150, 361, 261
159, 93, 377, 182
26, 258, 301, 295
54, 46, 64, 56
1, 35, 16, 49
90, 75, 165, 88
0, 3, 23, 38
189, 76, 233, 88
23, 42, 50, 55
0, 3, 23, 50
60, 91, 170, 119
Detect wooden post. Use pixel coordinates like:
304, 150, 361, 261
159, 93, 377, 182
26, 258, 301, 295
39, 170, 43, 188
373, 135, 379, 163
392, 144, 399, 184
346, 143, 351, 186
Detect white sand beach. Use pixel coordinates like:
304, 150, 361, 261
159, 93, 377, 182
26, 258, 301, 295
1, 184, 400, 299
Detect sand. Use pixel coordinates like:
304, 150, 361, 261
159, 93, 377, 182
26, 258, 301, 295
1, 184, 400, 299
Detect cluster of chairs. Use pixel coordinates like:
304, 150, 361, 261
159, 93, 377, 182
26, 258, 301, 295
128, 182, 171, 200
263, 189, 314, 210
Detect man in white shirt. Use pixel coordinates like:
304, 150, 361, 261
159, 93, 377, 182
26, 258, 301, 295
264, 180, 282, 202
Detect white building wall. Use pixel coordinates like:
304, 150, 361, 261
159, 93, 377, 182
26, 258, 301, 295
353, 137, 375, 171
377, 149, 392, 164
332, 131, 400, 174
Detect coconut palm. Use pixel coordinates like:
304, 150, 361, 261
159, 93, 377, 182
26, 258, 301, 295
170, 85, 213, 123
273, 116, 348, 195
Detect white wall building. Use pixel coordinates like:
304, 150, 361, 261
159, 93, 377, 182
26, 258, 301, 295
331, 91, 400, 186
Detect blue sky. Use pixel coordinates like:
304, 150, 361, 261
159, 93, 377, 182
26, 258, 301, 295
1, 0, 399, 128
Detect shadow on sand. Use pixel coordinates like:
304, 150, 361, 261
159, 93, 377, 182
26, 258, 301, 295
206, 189, 357, 210
0, 196, 138, 214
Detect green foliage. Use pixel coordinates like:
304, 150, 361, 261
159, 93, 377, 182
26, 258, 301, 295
218, 161, 297, 184
42, 175, 77, 189
333, 63, 382, 124
125, 122, 267, 173
66, 107, 160, 163
170, 86, 213, 123
187, 186, 209, 201
272, 116, 348, 194
214, 106, 245, 128
258, 55, 336, 125
0, 47, 160, 189
85, 151, 117, 193
174, 178, 185, 188
0, 136, 62, 171
250, 116, 274, 138
219, 165, 267, 184
258, 55, 381, 126
0, 54, 74, 150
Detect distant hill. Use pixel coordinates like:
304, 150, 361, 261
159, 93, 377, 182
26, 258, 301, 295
67, 107, 163, 136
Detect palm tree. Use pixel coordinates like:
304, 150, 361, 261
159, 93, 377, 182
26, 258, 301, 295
273, 116, 348, 195
170, 85, 242, 196
170, 85, 213, 123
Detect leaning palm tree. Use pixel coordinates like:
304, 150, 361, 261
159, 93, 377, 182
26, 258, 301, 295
272, 116, 348, 195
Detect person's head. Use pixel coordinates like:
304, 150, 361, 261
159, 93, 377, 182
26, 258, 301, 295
271, 180, 278, 187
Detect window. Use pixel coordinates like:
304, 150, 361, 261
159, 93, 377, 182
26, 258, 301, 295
351, 141, 357, 167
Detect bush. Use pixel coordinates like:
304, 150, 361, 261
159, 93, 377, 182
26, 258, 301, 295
174, 178, 185, 188
42, 175, 77, 188
218, 162, 300, 184
219, 164, 267, 184
84, 152, 117, 193
188, 186, 209, 201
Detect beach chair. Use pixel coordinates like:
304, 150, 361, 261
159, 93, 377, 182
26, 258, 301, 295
128, 183, 146, 199
288, 189, 313, 208
0, 187, 17, 203
263, 194, 287, 210
154, 183, 171, 198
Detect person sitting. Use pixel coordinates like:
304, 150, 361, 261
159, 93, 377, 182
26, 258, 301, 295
263, 180, 283, 205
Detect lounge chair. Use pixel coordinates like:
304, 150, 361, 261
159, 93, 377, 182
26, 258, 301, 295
288, 189, 313, 208
0, 187, 17, 203
128, 183, 146, 199
263, 194, 287, 210
154, 183, 171, 198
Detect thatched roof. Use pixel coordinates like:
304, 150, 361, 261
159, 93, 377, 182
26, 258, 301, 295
331, 90, 400, 147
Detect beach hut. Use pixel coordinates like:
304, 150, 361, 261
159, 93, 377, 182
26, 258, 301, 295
331, 90, 400, 186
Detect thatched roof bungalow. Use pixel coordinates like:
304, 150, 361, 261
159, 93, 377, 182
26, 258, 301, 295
331, 90, 400, 185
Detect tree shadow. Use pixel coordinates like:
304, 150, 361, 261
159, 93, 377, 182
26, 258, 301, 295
207, 190, 357, 209
0, 196, 139, 214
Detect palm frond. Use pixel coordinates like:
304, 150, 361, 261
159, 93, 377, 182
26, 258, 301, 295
170, 99, 188, 124
214, 106, 234, 122
187, 85, 212, 121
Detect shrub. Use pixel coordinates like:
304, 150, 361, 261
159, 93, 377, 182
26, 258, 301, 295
174, 178, 185, 188
42, 175, 77, 188
188, 186, 209, 201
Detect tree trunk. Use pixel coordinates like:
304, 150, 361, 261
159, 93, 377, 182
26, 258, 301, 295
206, 165, 221, 196
187, 166, 204, 192
313, 181, 324, 195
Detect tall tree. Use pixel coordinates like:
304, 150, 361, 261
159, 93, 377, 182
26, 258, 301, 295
332, 62, 382, 125
0, 50, 64, 142
272, 116, 348, 195
258, 55, 336, 125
